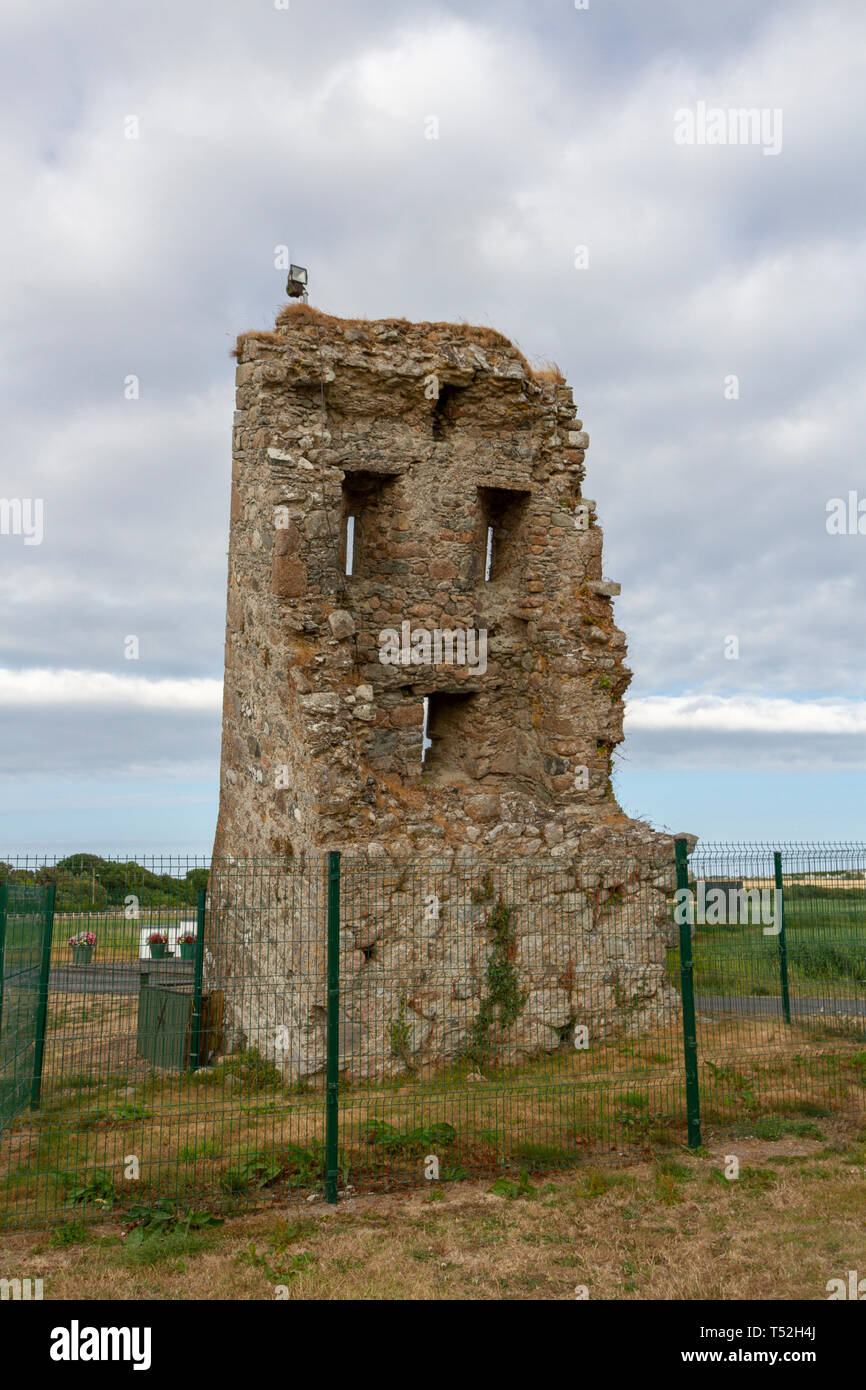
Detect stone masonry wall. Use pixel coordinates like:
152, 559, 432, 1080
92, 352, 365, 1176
209, 302, 685, 1079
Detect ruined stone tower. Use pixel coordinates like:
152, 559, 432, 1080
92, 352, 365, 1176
210, 302, 680, 1079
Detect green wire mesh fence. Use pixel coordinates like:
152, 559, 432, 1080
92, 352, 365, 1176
0, 843, 862, 1229
683, 842, 866, 1141
0, 880, 55, 1132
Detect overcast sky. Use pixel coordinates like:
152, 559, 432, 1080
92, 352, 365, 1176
1, 0, 864, 854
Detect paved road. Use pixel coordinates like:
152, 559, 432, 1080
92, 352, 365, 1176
48, 965, 864, 1018
50, 961, 194, 994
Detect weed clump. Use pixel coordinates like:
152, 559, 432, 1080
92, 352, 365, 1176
465, 899, 526, 1067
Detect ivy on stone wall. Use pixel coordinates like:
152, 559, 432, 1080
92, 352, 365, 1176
465, 898, 526, 1065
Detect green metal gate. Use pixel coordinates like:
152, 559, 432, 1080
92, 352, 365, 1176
0, 880, 55, 1131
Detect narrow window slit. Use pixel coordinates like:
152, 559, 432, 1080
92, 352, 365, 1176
345, 514, 355, 576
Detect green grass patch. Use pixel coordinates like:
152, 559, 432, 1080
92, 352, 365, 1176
76, 1104, 150, 1129
666, 898, 866, 996
50, 1220, 93, 1248
361, 1119, 457, 1153
178, 1138, 223, 1161
488, 1170, 536, 1200
120, 1202, 223, 1265
731, 1115, 825, 1141
511, 1141, 580, 1166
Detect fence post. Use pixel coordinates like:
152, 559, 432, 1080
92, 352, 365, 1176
674, 838, 702, 1148
325, 851, 341, 1204
773, 851, 792, 1025
188, 887, 207, 1070
30, 883, 55, 1109
0, 881, 7, 1059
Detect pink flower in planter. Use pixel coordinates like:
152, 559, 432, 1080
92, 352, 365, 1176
68, 932, 97, 948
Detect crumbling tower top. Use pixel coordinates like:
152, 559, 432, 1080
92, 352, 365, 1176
213, 302, 661, 862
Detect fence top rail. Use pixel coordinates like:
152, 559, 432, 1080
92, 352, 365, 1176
691, 841, 866, 852
2, 842, 865, 877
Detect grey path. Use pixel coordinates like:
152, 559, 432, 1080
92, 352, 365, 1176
50, 961, 194, 994
47, 964, 865, 1018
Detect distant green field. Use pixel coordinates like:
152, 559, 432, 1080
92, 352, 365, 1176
53, 910, 196, 963
667, 886, 866, 998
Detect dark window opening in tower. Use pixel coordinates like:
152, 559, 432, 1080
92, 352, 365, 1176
423, 691, 479, 781
431, 384, 464, 441
339, 471, 397, 577
476, 486, 531, 583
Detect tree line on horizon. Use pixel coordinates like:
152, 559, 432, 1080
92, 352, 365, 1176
0, 855, 209, 912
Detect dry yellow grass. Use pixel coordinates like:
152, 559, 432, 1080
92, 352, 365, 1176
2, 1005, 861, 1234
2, 1126, 863, 1300
742, 876, 865, 890
230, 330, 281, 358
529, 360, 566, 384
230, 302, 565, 382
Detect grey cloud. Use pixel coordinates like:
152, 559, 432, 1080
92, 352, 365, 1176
1, 0, 864, 785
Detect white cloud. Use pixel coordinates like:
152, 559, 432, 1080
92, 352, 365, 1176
1, 0, 864, 821
625, 694, 866, 735
3, 671, 865, 742
0, 668, 222, 712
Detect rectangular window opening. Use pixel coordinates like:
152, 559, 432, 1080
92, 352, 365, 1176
423, 691, 480, 782
431, 384, 465, 441
339, 470, 397, 577
477, 486, 531, 583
